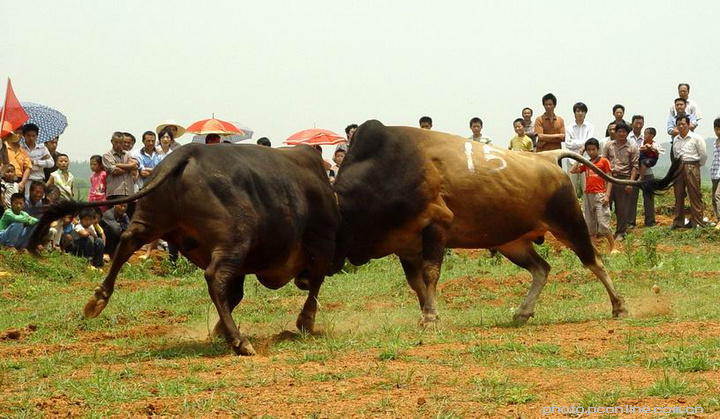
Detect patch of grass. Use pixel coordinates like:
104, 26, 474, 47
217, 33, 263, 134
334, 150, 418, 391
575, 388, 623, 409
470, 373, 537, 405
645, 372, 698, 398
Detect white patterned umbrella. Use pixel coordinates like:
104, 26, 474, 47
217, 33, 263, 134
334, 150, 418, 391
20, 102, 68, 144
191, 121, 253, 144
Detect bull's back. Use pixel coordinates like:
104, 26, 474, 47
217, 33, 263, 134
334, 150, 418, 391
136, 144, 338, 272
412, 133, 573, 248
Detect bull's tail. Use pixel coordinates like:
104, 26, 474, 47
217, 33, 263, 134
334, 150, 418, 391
550, 150, 681, 195
28, 149, 192, 253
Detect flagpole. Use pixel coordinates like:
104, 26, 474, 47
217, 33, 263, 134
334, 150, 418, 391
0, 78, 8, 132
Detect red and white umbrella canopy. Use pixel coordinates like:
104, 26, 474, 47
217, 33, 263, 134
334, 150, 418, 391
186, 117, 245, 136
284, 129, 346, 146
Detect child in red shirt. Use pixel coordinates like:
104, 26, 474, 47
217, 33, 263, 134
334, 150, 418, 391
570, 138, 616, 254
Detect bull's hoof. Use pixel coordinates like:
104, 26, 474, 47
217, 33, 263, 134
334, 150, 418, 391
293, 277, 310, 291
512, 311, 533, 326
612, 306, 629, 318
419, 313, 439, 328
210, 321, 227, 340
296, 314, 315, 334
231, 338, 256, 356
84, 287, 110, 319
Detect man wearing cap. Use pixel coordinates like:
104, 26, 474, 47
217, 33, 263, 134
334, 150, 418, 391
155, 120, 185, 151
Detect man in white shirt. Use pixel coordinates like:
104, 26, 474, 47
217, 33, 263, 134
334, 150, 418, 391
468, 117, 492, 144
671, 115, 707, 229
565, 102, 594, 198
669, 83, 702, 123
20, 124, 54, 199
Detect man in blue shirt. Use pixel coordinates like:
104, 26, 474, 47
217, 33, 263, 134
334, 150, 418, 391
133, 131, 161, 190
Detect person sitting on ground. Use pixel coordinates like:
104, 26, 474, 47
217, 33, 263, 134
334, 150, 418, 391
100, 203, 130, 257
638, 127, 662, 179
24, 181, 47, 218
0, 192, 38, 249
508, 118, 533, 151
46, 153, 74, 201
570, 138, 616, 254
55, 214, 74, 252
1, 163, 19, 210
70, 207, 105, 269
256, 137, 271, 147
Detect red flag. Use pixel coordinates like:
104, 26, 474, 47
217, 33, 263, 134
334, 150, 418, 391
0, 78, 29, 138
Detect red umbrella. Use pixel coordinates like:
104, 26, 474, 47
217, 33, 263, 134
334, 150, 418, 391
284, 129, 346, 146
186, 117, 245, 136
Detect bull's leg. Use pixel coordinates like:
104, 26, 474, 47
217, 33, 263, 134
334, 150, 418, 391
211, 275, 246, 339
205, 254, 255, 356
400, 256, 427, 311
419, 224, 447, 326
554, 233, 628, 319
84, 223, 154, 318
497, 239, 550, 325
296, 276, 323, 333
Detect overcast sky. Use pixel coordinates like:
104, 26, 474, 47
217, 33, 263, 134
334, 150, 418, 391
3, 0, 719, 161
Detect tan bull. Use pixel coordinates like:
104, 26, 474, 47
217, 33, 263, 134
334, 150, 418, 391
333, 120, 668, 325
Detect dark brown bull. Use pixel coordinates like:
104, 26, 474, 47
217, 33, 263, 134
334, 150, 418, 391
30, 143, 339, 355
333, 120, 668, 325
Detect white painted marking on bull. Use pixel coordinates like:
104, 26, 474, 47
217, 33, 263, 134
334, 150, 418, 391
482, 144, 507, 172
464, 141, 476, 173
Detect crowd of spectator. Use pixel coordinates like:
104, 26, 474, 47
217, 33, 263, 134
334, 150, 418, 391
0, 82, 716, 268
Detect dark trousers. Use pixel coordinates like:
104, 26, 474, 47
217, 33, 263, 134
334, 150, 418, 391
72, 236, 105, 267
673, 162, 704, 227
630, 174, 656, 226
103, 226, 122, 257
610, 174, 634, 236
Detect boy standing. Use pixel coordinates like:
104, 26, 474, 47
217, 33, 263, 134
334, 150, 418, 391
468, 117, 493, 144
1, 164, 19, 209
47, 154, 74, 200
419, 116, 433, 130
508, 119, 533, 151
570, 138, 616, 254
0, 193, 38, 249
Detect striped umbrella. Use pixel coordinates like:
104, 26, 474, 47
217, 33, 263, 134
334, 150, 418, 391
20, 102, 68, 144
284, 129, 346, 146
186, 117, 245, 136
191, 121, 253, 144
